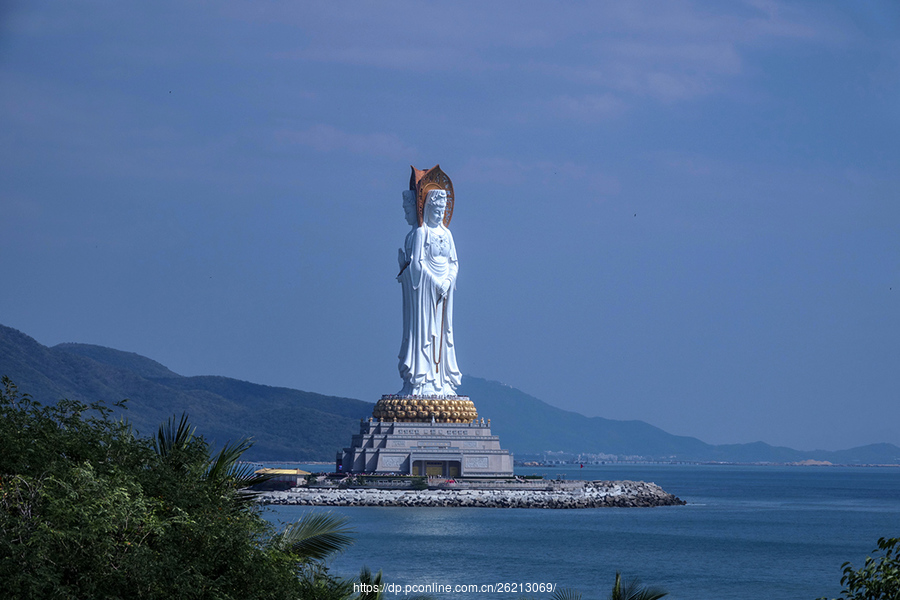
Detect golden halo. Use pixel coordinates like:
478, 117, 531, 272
410, 164, 454, 227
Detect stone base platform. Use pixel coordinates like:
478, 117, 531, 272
258, 480, 686, 509
336, 418, 514, 477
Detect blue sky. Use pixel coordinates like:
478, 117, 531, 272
1, 1, 898, 451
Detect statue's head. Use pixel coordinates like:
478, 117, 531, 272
411, 165, 453, 227
425, 189, 448, 227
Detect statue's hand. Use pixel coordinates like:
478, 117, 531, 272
439, 279, 451, 297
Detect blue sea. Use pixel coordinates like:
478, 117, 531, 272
263, 464, 900, 599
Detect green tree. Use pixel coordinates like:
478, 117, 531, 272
0, 378, 165, 598
0, 376, 398, 600
821, 537, 900, 600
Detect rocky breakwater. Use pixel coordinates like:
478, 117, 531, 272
257, 480, 685, 509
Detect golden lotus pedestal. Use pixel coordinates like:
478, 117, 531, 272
372, 395, 478, 423
335, 394, 514, 477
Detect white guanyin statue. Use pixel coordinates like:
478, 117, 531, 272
397, 165, 461, 397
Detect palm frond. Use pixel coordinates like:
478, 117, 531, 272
153, 413, 195, 458
206, 442, 275, 507
231, 460, 274, 497
358, 565, 380, 585
551, 587, 583, 600
206, 437, 255, 482
274, 511, 355, 561
610, 572, 623, 600
609, 572, 667, 600
356, 566, 384, 600
634, 586, 668, 600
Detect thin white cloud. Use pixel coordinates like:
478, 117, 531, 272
458, 156, 620, 195
243, 0, 844, 119
548, 93, 626, 122
541, 7, 810, 103
241, 1, 491, 72
278, 124, 416, 160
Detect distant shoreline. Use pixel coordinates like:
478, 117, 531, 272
249, 460, 900, 468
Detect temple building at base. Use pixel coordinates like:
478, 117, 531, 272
336, 398, 513, 477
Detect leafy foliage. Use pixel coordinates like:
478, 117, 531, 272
0, 376, 392, 600
821, 537, 900, 600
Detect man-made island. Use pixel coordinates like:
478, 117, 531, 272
272, 169, 684, 509
257, 479, 685, 509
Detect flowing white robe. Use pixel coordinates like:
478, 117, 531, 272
397, 226, 416, 389
398, 223, 461, 396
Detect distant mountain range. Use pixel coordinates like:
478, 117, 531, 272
460, 378, 900, 464
0, 324, 368, 460
2, 324, 898, 464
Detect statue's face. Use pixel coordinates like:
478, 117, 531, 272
402, 191, 416, 226
426, 191, 447, 227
